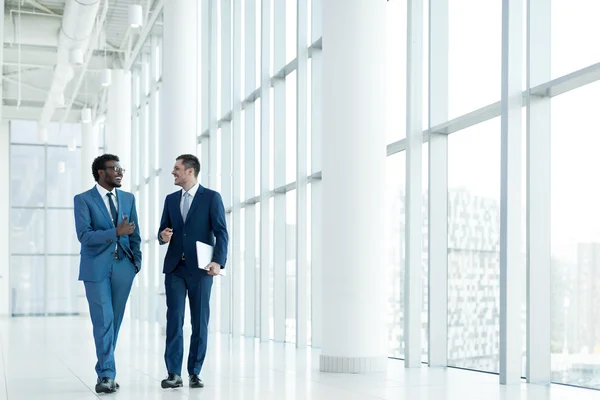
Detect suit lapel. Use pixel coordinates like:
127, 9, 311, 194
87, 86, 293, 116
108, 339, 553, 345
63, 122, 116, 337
91, 187, 114, 226
184, 185, 205, 224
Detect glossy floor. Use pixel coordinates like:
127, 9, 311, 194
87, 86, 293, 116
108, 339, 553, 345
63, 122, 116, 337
0, 316, 598, 399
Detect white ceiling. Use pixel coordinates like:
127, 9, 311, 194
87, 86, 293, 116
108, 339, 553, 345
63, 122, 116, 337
2, 0, 162, 122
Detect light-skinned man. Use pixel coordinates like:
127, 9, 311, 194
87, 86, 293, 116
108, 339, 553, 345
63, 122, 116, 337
158, 154, 228, 389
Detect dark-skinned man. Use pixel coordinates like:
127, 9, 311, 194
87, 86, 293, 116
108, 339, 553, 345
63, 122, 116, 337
73, 154, 142, 394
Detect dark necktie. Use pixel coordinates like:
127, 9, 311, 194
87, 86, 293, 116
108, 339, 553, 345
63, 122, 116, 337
107, 192, 118, 226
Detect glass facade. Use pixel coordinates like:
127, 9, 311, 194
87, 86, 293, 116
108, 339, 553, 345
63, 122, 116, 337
6, 0, 600, 391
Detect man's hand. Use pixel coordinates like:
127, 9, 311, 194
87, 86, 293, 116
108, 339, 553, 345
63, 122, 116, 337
116, 216, 135, 236
207, 262, 221, 276
160, 228, 173, 243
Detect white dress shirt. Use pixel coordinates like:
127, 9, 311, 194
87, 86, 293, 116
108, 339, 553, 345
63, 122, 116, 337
96, 183, 119, 225
180, 184, 199, 218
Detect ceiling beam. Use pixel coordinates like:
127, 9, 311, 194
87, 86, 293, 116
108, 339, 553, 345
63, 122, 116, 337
2, 104, 80, 122
3, 76, 86, 107
4, 46, 113, 70
22, 0, 59, 15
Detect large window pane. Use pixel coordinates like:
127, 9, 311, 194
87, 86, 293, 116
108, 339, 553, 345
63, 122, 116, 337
286, 190, 296, 342
46, 256, 79, 315
448, 0, 501, 118
551, 81, 600, 389
10, 145, 45, 207
386, 152, 405, 359
552, 0, 600, 78
47, 210, 79, 255
47, 146, 81, 207
385, 0, 407, 143
286, 71, 297, 184
11, 209, 45, 254
10, 120, 40, 144
10, 255, 45, 316
286, 0, 297, 64
447, 117, 500, 373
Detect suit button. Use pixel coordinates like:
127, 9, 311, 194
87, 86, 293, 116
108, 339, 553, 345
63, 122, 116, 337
184, 234, 187, 237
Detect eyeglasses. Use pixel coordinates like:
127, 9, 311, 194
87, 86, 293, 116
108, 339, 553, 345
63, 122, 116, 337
105, 166, 126, 173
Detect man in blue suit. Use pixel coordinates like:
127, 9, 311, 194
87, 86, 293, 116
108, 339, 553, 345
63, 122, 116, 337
73, 154, 142, 394
158, 154, 228, 389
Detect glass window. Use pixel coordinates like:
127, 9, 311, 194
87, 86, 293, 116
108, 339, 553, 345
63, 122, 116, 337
448, 0, 501, 119
550, 81, 600, 389
45, 255, 79, 315
10, 120, 39, 144
47, 210, 79, 255
47, 146, 80, 207
552, 0, 600, 78
386, 152, 405, 359
447, 117, 500, 373
385, 1, 406, 144
285, 189, 296, 342
286, 0, 297, 65
10, 209, 45, 254
286, 71, 297, 184
10, 255, 45, 315
10, 145, 45, 207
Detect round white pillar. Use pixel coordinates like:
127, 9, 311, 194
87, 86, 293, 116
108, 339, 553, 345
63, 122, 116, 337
160, 0, 199, 200
80, 122, 99, 191
106, 69, 132, 191
156, 0, 200, 333
320, 0, 388, 373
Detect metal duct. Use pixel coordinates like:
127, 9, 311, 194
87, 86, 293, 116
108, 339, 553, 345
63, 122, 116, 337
38, 0, 101, 128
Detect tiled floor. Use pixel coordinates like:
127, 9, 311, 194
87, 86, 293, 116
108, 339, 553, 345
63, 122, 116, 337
0, 316, 599, 399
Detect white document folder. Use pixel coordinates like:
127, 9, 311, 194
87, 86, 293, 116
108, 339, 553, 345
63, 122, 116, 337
195, 241, 226, 276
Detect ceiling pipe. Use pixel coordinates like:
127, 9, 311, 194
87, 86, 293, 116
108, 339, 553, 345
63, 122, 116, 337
38, 0, 102, 130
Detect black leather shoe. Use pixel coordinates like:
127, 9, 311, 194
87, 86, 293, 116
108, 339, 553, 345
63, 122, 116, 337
189, 374, 204, 388
95, 377, 117, 393
97, 378, 119, 390
161, 373, 183, 389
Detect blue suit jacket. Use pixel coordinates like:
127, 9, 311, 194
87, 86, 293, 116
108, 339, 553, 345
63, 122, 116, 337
158, 185, 228, 276
74, 187, 142, 282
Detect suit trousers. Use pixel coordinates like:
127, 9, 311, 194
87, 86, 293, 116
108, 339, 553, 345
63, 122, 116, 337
164, 260, 214, 376
84, 256, 136, 379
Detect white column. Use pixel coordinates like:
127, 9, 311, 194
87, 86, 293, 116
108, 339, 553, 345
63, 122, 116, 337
320, 0, 387, 373
428, 0, 449, 368
81, 122, 100, 190
0, 120, 9, 316
499, 0, 523, 385
526, 0, 551, 385
160, 0, 200, 327
161, 0, 199, 200
106, 69, 132, 192
405, 0, 424, 368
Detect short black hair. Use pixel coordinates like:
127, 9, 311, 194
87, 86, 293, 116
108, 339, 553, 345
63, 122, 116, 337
92, 154, 120, 182
176, 154, 201, 177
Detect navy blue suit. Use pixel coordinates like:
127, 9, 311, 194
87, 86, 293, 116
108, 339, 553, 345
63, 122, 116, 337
158, 184, 228, 377
74, 187, 141, 379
